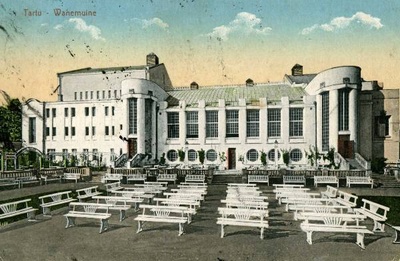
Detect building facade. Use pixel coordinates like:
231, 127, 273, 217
21, 53, 400, 170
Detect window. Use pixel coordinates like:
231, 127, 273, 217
47, 149, 55, 162
102, 90, 105, 99
268, 149, 281, 161
90, 91, 93, 100
80, 92, 83, 100
338, 89, 349, 131
206, 149, 217, 161
46, 108, 50, 118
85, 107, 89, 116
246, 110, 259, 137
112, 106, 115, 116
120, 124, 123, 130
85, 127, 89, 136
321, 92, 330, 151
92, 107, 96, 117
64, 127, 69, 136
46, 127, 50, 137
167, 150, 178, 162
85, 91, 88, 100
52, 127, 56, 136
28, 117, 36, 143
92, 126, 96, 136
188, 149, 198, 161
112, 126, 115, 135
246, 149, 259, 162
71, 107, 76, 117
226, 110, 239, 138
186, 111, 199, 138
64, 108, 68, 117
52, 108, 56, 118
267, 109, 281, 137
92, 149, 98, 161
62, 149, 68, 159
128, 99, 137, 134
108, 90, 111, 99
96, 91, 100, 99
105, 126, 109, 136
290, 149, 303, 162
375, 113, 391, 137
105, 106, 109, 116
114, 90, 117, 98
167, 112, 179, 138
74, 92, 77, 100
71, 127, 76, 136
206, 111, 218, 138
289, 108, 303, 137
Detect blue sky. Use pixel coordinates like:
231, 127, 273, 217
1, 0, 399, 101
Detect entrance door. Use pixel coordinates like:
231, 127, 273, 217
338, 135, 353, 158
228, 148, 236, 169
128, 138, 137, 158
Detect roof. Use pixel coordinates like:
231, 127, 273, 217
58, 63, 163, 75
166, 83, 307, 107
285, 74, 317, 84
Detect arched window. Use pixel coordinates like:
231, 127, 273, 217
290, 149, 303, 162
246, 149, 259, 162
206, 149, 217, 162
188, 149, 198, 162
167, 150, 178, 162
268, 149, 281, 161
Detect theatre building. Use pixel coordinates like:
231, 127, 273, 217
21, 53, 400, 170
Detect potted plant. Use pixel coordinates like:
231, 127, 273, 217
282, 149, 290, 167
178, 148, 185, 162
198, 149, 205, 166
260, 150, 267, 168
218, 151, 226, 170
159, 153, 166, 165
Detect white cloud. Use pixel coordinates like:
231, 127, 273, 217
131, 17, 169, 30
301, 12, 383, 35
206, 12, 272, 41
68, 18, 105, 41
53, 24, 63, 30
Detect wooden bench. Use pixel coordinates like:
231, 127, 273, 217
179, 182, 207, 187
135, 204, 188, 236
185, 174, 205, 183
126, 174, 147, 184
291, 204, 350, 221
153, 199, 198, 223
40, 169, 63, 185
320, 185, 338, 199
64, 202, 112, 233
300, 213, 372, 249
105, 182, 124, 195
101, 174, 123, 183
76, 186, 102, 202
334, 191, 358, 209
346, 176, 374, 188
0, 178, 20, 189
228, 183, 256, 188
354, 199, 390, 232
217, 207, 269, 239
93, 195, 143, 212
0, 199, 37, 222
157, 174, 178, 184
145, 181, 168, 187
18, 175, 40, 188
273, 184, 304, 189
221, 199, 269, 210
314, 176, 339, 187
247, 175, 270, 185
63, 173, 81, 183
283, 175, 306, 185
91, 196, 132, 221
39, 190, 76, 216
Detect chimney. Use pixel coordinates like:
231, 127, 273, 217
291, 64, 303, 76
246, 78, 254, 87
190, 81, 199, 90
146, 53, 159, 66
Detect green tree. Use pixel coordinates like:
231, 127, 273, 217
0, 91, 22, 150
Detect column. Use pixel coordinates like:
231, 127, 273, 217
316, 94, 322, 151
349, 88, 358, 153
137, 97, 146, 153
329, 89, 339, 150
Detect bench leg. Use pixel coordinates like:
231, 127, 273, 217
306, 231, 313, 245
260, 227, 264, 240
178, 223, 184, 236
220, 224, 225, 238
373, 221, 385, 232
99, 219, 109, 233
65, 216, 75, 229
119, 210, 126, 222
187, 214, 192, 224
42, 207, 52, 217
137, 221, 143, 234
393, 229, 400, 243
356, 233, 366, 249
27, 210, 37, 221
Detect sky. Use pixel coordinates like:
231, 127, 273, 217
1, 0, 400, 103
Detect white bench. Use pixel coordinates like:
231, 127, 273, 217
334, 190, 358, 209
157, 174, 178, 184
346, 176, 374, 188
0, 178, 20, 189
314, 176, 339, 187
179, 182, 207, 187
354, 199, 390, 232
105, 182, 124, 195
91, 196, 133, 221
126, 174, 147, 184
283, 175, 306, 185
320, 185, 338, 199
18, 175, 40, 187
164, 192, 204, 202
273, 184, 304, 189
145, 181, 168, 187
76, 186, 102, 202
63, 173, 81, 183
185, 174, 205, 183
0, 199, 37, 222
64, 202, 112, 233
135, 205, 188, 236
153, 199, 198, 223
248, 175, 270, 185
217, 207, 269, 239
291, 204, 349, 221
228, 183, 256, 188
101, 174, 123, 183
40, 170, 63, 185
221, 199, 269, 210
93, 195, 143, 212
300, 213, 372, 249
39, 191, 76, 216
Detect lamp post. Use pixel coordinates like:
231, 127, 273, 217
274, 140, 278, 169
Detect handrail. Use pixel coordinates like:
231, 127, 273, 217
355, 153, 371, 170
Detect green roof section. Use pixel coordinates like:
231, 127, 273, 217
166, 83, 307, 107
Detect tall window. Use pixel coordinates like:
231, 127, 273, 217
92, 126, 96, 136
289, 108, 303, 137
105, 106, 109, 116
375, 113, 391, 137
167, 112, 179, 138
85, 127, 89, 136
186, 111, 199, 138
71, 127, 76, 136
112, 106, 115, 116
90, 91, 93, 100
74, 92, 77, 100
339, 89, 349, 131
96, 91, 99, 99
84, 107, 89, 116
64, 108, 68, 117
46, 108, 50, 118
52, 127, 56, 136
267, 109, 281, 137
52, 108, 56, 118
85, 91, 88, 100
206, 111, 218, 138
71, 107, 76, 117
92, 107, 96, 117
321, 92, 330, 151
64, 127, 69, 136
128, 98, 137, 134
105, 126, 109, 136
246, 110, 259, 137
226, 110, 239, 138
28, 117, 36, 143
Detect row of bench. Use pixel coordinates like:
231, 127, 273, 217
247, 175, 374, 188
102, 173, 206, 184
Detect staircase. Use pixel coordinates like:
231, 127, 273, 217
371, 173, 400, 188
212, 170, 243, 184
346, 158, 365, 170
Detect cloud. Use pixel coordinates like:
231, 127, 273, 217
131, 17, 169, 30
205, 12, 272, 41
68, 18, 105, 41
301, 12, 383, 35
53, 24, 63, 30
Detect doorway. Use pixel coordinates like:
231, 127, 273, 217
128, 138, 137, 158
228, 148, 236, 169
338, 135, 353, 158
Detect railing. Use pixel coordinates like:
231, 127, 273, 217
111, 168, 145, 175
242, 168, 368, 178
334, 152, 349, 170
114, 153, 128, 168
38, 168, 64, 177
0, 169, 38, 179
355, 153, 371, 170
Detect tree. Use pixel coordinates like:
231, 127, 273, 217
0, 91, 22, 150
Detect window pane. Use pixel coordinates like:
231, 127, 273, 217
167, 112, 179, 138
186, 111, 198, 138
206, 111, 218, 138
226, 110, 239, 137
267, 109, 281, 137
247, 110, 259, 137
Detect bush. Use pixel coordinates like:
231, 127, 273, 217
371, 157, 387, 174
